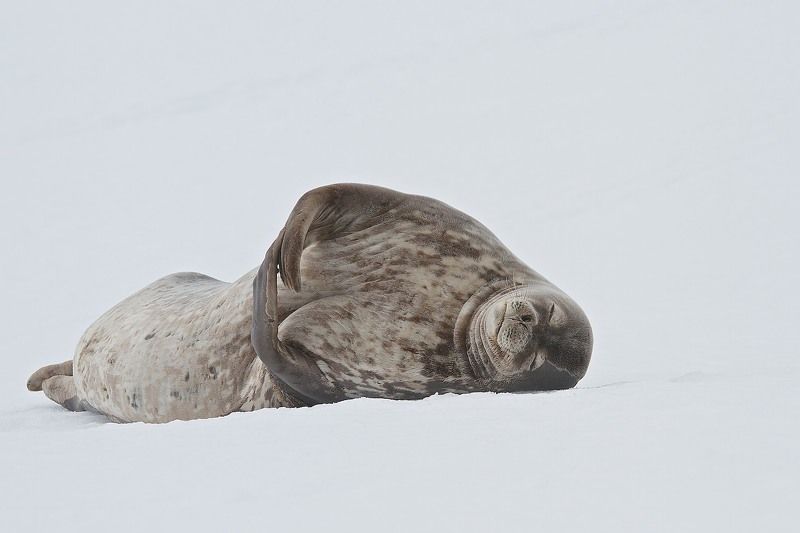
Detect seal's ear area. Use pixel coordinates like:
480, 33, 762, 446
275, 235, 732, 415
278, 183, 406, 292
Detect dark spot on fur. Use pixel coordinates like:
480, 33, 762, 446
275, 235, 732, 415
421, 341, 457, 378
413, 249, 442, 268
184, 372, 190, 381
321, 338, 336, 352
478, 268, 505, 283
410, 231, 483, 260
144, 331, 156, 340
209, 366, 218, 379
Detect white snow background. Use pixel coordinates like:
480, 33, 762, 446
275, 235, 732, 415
1, 1, 798, 531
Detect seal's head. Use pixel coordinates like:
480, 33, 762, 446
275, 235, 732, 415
457, 280, 593, 390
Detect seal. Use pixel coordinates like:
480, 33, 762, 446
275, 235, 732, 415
252, 183, 593, 405
27, 183, 592, 423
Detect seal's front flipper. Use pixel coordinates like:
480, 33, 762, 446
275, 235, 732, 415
276, 183, 405, 292
253, 184, 407, 404
252, 227, 341, 406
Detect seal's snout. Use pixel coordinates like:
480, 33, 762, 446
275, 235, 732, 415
464, 280, 593, 386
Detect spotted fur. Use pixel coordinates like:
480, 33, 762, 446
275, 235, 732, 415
28, 183, 592, 422
253, 184, 593, 405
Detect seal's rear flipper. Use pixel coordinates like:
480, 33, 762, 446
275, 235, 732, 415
27, 360, 73, 391
42, 375, 85, 412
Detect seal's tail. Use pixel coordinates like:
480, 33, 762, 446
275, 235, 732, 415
27, 360, 85, 412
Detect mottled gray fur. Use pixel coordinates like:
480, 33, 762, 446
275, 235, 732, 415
28, 183, 592, 422
253, 184, 592, 406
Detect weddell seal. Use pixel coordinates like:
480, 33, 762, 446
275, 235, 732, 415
27, 183, 593, 423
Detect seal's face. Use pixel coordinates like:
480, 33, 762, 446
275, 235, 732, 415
466, 282, 593, 388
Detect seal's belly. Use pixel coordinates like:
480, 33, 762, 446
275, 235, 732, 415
73, 273, 260, 422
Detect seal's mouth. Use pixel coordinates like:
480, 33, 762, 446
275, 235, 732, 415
482, 304, 541, 377
454, 279, 538, 379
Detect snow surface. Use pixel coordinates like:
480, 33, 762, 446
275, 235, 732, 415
1, 1, 798, 531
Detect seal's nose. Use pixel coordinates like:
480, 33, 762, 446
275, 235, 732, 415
497, 320, 531, 354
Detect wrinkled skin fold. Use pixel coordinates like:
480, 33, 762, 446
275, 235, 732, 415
253, 184, 593, 405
